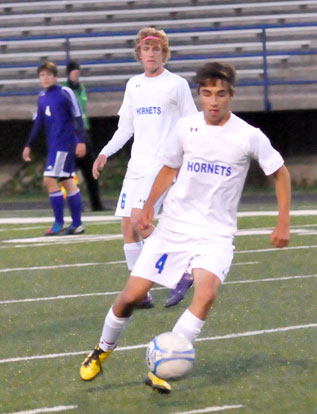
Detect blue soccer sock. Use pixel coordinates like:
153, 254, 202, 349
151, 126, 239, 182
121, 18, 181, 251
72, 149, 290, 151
67, 190, 83, 227
49, 190, 64, 225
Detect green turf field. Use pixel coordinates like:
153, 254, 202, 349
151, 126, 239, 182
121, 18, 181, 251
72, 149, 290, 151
0, 207, 316, 414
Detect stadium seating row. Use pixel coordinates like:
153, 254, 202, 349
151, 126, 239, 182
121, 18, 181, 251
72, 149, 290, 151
0, 0, 317, 118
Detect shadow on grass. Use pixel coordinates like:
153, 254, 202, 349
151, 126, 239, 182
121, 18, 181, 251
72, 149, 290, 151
193, 353, 312, 386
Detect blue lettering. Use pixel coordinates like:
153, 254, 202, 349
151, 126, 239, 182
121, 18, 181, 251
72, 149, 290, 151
155, 253, 168, 274
208, 164, 214, 173
121, 193, 126, 209
220, 166, 226, 175
136, 106, 162, 115
187, 161, 232, 177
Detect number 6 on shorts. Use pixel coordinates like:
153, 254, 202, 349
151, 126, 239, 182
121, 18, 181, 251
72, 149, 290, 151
155, 253, 168, 274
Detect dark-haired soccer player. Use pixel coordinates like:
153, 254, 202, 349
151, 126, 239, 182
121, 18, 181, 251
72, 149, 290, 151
80, 61, 291, 393
23, 61, 86, 235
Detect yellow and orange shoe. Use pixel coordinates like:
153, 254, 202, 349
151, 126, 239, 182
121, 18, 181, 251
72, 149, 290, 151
144, 371, 172, 394
80, 345, 113, 381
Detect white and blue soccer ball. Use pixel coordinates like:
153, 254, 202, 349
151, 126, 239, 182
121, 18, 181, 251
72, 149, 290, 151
146, 331, 195, 380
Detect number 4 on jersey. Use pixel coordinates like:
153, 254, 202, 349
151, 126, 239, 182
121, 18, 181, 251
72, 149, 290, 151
45, 105, 51, 116
155, 253, 168, 274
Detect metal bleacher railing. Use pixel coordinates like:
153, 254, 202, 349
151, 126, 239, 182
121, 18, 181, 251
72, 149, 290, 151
0, 21, 317, 111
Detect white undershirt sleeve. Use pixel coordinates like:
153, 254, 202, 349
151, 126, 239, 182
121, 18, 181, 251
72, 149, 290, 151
99, 115, 134, 158
99, 86, 134, 158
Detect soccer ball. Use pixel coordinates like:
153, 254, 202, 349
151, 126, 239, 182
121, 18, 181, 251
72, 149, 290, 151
146, 332, 195, 380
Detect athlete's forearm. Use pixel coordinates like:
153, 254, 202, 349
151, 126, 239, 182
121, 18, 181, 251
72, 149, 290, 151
274, 164, 291, 227
270, 164, 291, 248
145, 165, 179, 208
99, 116, 134, 158
26, 116, 42, 147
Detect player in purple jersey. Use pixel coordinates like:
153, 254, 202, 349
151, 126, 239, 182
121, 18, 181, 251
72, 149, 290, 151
22, 61, 86, 235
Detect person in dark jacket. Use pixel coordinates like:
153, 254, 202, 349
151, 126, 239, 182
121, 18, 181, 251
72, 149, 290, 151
64, 60, 104, 211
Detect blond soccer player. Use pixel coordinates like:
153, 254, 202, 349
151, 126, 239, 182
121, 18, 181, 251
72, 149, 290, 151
92, 27, 197, 308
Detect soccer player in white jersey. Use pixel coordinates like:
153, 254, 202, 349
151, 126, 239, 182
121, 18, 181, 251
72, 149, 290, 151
92, 27, 197, 308
81, 61, 291, 393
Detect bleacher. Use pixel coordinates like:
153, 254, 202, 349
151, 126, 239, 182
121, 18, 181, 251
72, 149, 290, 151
1, 0, 317, 119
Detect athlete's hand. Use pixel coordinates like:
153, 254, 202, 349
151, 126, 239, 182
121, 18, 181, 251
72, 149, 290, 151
22, 146, 31, 162
92, 154, 108, 179
138, 202, 155, 232
270, 223, 290, 248
76, 143, 86, 158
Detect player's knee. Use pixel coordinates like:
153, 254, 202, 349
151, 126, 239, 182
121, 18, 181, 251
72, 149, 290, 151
121, 217, 141, 242
121, 218, 132, 235
43, 177, 49, 188
194, 287, 217, 309
130, 219, 139, 234
119, 289, 142, 307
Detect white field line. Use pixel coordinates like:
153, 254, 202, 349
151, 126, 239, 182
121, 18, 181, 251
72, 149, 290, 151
3, 234, 123, 245
0, 323, 316, 365
0, 288, 164, 305
235, 244, 317, 254
237, 228, 316, 236
0, 259, 256, 275
225, 274, 317, 284
0, 274, 315, 306
6, 242, 315, 253
237, 209, 317, 217
293, 224, 317, 230
0, 221, 316, 234
0, 216, 120, 224
2, 406, 77, 414
0, 260, 126, 273
2, 224, 317, 250
174, 405, 244, 414
0, 209, 317, 226
195, 323, 317, 343
1, 227, 315, 245
0, 226, 45, 232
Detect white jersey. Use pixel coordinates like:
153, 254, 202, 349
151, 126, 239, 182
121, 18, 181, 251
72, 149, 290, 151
158, 111, 284, 239
100, 69, 197, 178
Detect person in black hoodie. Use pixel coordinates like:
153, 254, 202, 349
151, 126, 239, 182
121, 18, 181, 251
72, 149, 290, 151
64, 60, 105, 211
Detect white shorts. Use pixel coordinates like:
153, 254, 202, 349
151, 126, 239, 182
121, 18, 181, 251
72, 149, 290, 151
131, 227, 234, 288
115, 175, 165, 217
